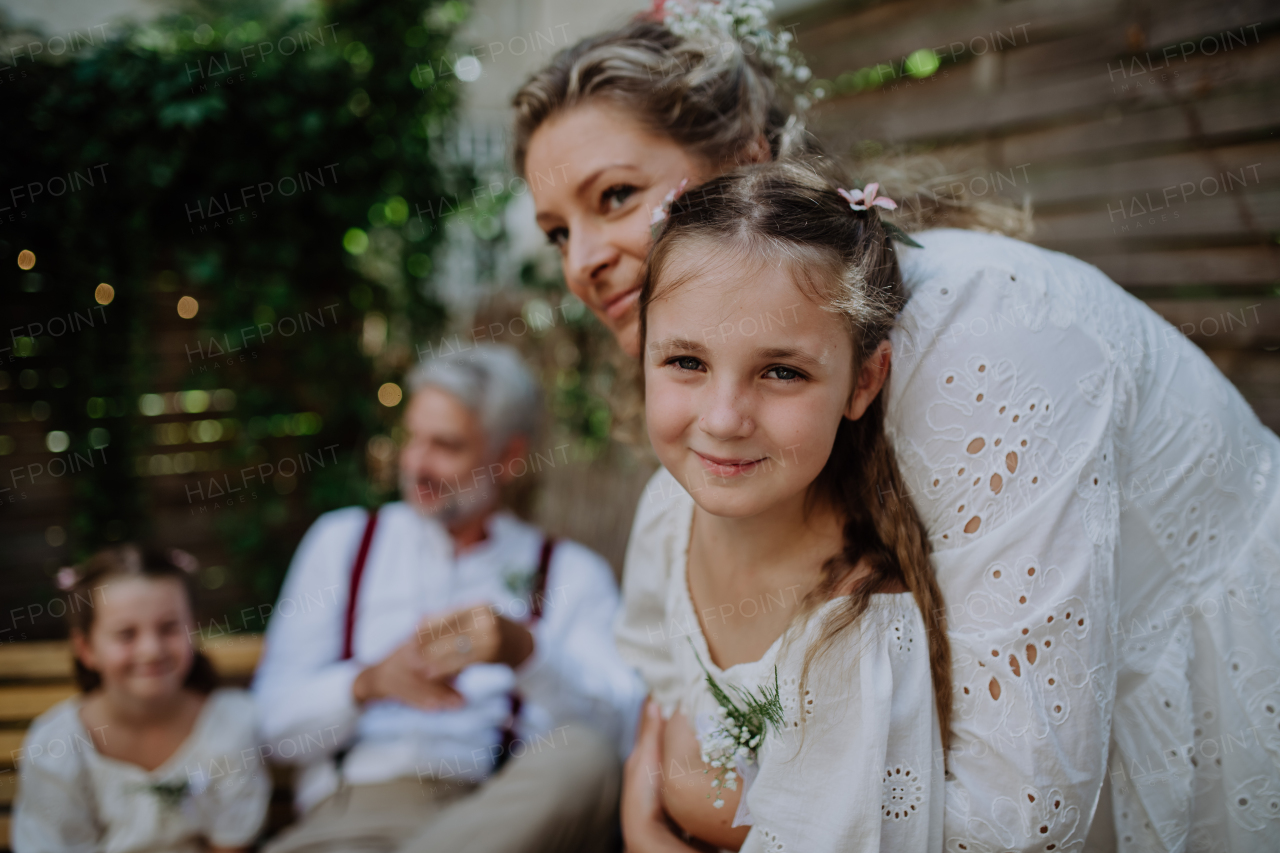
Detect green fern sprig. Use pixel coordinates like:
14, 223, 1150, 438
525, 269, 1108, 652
689, 640, 784, 807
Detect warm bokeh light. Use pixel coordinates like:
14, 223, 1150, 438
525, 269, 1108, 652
377, 382, 403, 407
95, 283, 115, 305
17, 249, 36, 270
177, 296, 199, 319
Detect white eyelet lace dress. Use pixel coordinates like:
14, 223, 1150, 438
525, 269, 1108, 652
13, 689, 270, 853
619, 229, 1280, 853
625, 493, 944, 852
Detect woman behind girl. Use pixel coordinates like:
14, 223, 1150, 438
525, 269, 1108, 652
619, 160, 948, 852
14, 545, 270, 853
516, 8, 1280, 850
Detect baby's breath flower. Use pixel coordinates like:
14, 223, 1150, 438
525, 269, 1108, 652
663, 0, 812, 90
688, 641, 784, 804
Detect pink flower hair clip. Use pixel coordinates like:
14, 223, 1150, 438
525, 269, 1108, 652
836, 183, 924, 248
837, 182, 898, 211
650, 178, 690, 238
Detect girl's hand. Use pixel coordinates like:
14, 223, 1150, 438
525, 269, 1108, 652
622, 700, 704, 853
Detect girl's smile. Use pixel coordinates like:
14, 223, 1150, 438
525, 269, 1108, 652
644, 242, 862, 520
693, 450, 768, 478
75, 576, 196, 703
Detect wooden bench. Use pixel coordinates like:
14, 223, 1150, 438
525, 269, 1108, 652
0, 634, 273, 850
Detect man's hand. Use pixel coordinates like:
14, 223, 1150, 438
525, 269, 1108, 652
416, 603, 534, 680
352, 634, 464, 710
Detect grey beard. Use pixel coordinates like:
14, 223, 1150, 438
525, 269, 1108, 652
400, 470, 498, 526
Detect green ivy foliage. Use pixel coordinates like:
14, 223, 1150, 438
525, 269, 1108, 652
0, 0, 476, 604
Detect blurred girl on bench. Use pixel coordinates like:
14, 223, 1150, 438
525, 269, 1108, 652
13, 545, 270, 853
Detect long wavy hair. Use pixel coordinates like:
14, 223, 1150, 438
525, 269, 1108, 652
638, 159, 952, 748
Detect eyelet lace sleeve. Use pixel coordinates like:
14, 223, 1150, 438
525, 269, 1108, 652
890, 232, 1118, 852
739, 598, 944, 852
893, 229, 1280, 852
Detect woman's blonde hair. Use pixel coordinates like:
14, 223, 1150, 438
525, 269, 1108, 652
512, 17, 1031, 238
639, 158, 952, 748
513, 18, 804, 176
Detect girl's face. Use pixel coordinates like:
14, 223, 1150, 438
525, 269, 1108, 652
73, 576, 195, 702
525, 101, 714, 358
645, 244, 876, 520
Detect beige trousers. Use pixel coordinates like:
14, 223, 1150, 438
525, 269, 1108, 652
262, 725, 620, 853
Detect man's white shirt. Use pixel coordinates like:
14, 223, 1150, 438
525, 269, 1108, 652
252, 501, 645, 812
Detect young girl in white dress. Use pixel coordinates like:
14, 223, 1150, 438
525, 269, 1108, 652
14, 545, 270, 853
619, 159, 950, 852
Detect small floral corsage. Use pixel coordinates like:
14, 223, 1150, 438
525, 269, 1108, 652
690, 641, 784, 808
139, 779, 191, 809
502, 565, 535, 599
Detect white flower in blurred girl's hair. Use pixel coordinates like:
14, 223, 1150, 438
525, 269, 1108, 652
170, 549, 200, 575
56, 566, 78, 591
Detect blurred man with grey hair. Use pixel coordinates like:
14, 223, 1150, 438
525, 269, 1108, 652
254, 344, 644, 853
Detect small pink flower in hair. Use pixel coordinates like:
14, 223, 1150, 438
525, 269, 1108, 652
838, 183, 898, 212
650, 178, 690, 239
170, 549, 200, 575
56, 566, 78, 591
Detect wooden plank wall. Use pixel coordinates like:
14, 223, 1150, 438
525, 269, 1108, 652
790, 0, 1280, 431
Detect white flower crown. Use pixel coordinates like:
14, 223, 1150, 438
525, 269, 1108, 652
662, 0, 812, 87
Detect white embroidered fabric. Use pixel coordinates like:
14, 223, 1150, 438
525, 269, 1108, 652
13, 690, 270, 853
621, 492, 944, 852
616, 229, 1280, 852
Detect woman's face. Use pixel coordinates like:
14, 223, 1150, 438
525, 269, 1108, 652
526, 101, 714, 357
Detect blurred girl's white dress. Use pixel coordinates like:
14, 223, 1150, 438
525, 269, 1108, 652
14, 688, 270, 853
621, 490, 944, 853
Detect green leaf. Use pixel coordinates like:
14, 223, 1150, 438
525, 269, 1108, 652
882, 220, 924, 249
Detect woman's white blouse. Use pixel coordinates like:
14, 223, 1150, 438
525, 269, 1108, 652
14, 689, 270, 853
620, 491, 944, 852
619, 229, 1280, 852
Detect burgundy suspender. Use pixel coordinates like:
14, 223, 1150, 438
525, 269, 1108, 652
498, 536, 556, 766
340, 512, 553, 770
529, 536, 555, 621
341, 508, 380, 661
